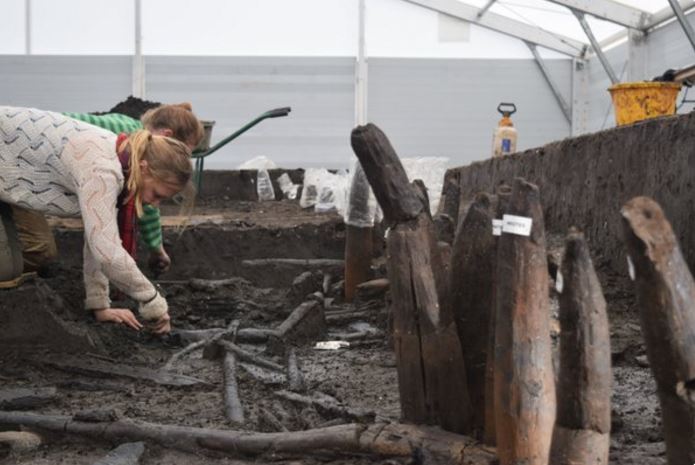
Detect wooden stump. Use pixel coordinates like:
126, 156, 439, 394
493, 178, 555, 464
550, 230, 611, 464
622, 196, 695, 465
351, 123, 472, 434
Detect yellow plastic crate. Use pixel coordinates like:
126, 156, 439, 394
608, 82, 682, 126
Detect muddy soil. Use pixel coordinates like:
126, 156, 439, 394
0, 201, 664, 464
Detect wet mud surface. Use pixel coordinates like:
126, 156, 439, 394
0, 201, 664, 464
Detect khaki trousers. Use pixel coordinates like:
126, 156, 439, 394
0, 202, 24, 283
10, 205, 58, 272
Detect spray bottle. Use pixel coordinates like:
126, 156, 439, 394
492, 102, 518, 157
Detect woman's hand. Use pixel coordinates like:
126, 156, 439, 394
148, 246, 171, 275
93, 308, 143, 331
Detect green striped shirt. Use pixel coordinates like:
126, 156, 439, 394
65, 112, 163, 252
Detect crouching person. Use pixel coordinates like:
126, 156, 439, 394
0, 106, 194, 334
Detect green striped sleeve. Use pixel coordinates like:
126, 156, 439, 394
64, 112, 143, 134
139, 204, 163, 251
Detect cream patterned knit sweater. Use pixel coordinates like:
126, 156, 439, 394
0, 106, 161, 315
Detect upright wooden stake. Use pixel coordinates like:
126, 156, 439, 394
550, 230, 611, 464
494, 178, 556, 465
484, 184, 511, 446
622, 196, 695, 465
351, 123, 472, 434
449, 192, 497, 438
345, 164, 374, 302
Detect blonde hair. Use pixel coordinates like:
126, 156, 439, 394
120, 130, 193, 217
141, 103, 204, 149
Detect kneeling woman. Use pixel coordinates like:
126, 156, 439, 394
0, 106, 193, 334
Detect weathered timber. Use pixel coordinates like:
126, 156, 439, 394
411, 179, 431, 217
550, 230, 611, 464
354, 278, 389, 303
217, 340, 284, 372
484, 184, 511, 446
494, 178, 556, 465
449, 192, 498, 438
344, 225, 374, 302
223, 351, 244, 424
345, 163, 375, 302
242, 259, 344, 271
173, 327, 278, 345
258, 407, 289, 432
36, 356, 209, 388
0, 387, 57, 410
188, 277, 249, 292
165, 321, 239, 370
238, 362, 286, 385
350, 124, 423, 224
287, 349, 306, 393
437, 173, 462, 226
92, 442, 145, 465
276, 301, 327, 346
351, 123, 472, 434
274, 390, 375, 423
621, 196, 695, 465
0, 411, 495, 463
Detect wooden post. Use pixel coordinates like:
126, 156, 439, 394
351, 123, 472, 434
449, 192, 497, 438
484, 184, 511, 446
494, 178, 556, 464
345, 163, 374, 302
550, 230, 611, 464
621, 196, 695, 465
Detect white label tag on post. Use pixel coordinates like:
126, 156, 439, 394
492, 219, 503, 236
502, 214, 533, 237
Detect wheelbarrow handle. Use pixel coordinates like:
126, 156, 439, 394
264, 107, 292, 118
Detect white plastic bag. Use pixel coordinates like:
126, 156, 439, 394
276, 173, 299, 200
238, 155, 278, 170
256, 169, 275, 201
401, 157, 449, 215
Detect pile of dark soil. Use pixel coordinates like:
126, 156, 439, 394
92, 96, 162, 119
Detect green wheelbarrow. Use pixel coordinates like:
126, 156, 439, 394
192, 106, 292, 190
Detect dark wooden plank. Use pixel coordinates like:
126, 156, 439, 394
622, 196, 695, 465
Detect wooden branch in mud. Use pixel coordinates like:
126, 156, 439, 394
241, 259, 344, 272
174, 327, 278, 345
33, 356, 209, 388
449, 191, 497, 437
0, 387, 57, 410
274, 390, 375, 423
351, 123, 472, 434
350, 123, 423, 224
494, 178, 555, 465
0, 411, 496, 463
165, 321, 239, 370
216, 340, 284, 372
621, 196, 695, 465
550, 230, 611, 465
258, 407, 289, 432
92, 442, 145, 465
223, 351, 244, 424
286, 349, 306, 393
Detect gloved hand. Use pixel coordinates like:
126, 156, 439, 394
148, 246, 171, 275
